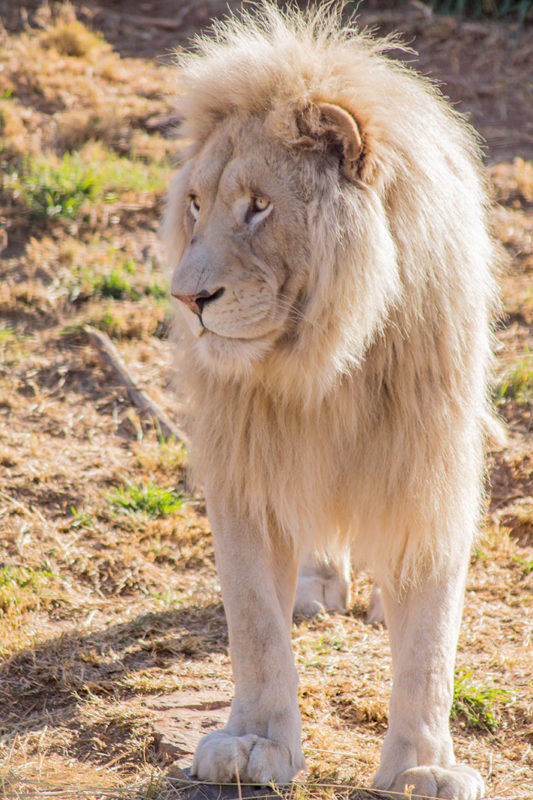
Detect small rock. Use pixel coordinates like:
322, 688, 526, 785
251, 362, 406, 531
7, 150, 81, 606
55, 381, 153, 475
146, 689, 232, 765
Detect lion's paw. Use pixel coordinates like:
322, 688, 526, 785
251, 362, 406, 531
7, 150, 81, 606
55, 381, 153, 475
365, 584, 385, 625
294, 566, 349, 615
191, 730, 303, 784
376, 764, 484, 800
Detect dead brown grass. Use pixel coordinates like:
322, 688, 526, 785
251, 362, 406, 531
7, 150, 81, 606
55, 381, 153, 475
0, 6, 532, 800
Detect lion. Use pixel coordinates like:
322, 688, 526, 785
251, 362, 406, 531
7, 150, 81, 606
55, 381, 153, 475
162, 4, 499, 798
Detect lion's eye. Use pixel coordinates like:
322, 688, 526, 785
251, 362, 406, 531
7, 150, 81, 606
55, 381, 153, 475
250, 196, 271, 214
189, 195, 200, 220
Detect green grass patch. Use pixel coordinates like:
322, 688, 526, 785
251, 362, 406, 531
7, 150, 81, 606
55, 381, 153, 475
90, 306, 123, 337
72, 259, 167, 303
4, 152, 99, 219
451, 668, 510, 731
109, 481, 184, 517
3, 143, 167, 222
93, 263, 139, 301
80, 141, 167, 196
0, 564, 59, 613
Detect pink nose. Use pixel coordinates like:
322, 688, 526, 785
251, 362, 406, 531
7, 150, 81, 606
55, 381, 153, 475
174, 288, 225, 317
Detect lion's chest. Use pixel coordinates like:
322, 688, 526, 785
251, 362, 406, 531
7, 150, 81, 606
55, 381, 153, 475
193, 384, 358, 542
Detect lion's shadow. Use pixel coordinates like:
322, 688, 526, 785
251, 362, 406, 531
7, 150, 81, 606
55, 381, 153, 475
0, 601, 227, 760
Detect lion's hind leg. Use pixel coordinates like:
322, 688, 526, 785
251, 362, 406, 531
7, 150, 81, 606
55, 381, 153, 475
294, 550, 385, 624
294, 549, 351, 615
365, 583, 385, 625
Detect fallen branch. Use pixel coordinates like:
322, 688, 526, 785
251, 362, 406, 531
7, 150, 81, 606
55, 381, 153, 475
84, 325, 185, 443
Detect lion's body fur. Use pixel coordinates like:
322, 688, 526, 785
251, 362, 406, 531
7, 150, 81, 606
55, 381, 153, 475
163, 3, 499, 591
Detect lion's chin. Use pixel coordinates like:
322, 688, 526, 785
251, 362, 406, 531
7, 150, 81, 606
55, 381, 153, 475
195, 329, 273, 379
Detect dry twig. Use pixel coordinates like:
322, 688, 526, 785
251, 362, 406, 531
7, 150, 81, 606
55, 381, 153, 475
84, 325, 184, 443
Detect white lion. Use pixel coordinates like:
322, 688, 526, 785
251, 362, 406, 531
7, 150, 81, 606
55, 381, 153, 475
163, 4, 499, 798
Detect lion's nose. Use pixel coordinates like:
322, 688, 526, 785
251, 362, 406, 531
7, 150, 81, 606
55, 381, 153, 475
173, 287, 225, 317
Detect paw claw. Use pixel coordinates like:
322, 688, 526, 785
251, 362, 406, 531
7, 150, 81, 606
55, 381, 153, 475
192, 730, 304, 784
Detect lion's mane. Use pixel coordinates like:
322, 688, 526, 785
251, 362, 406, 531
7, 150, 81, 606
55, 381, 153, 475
163, 4, 500, 590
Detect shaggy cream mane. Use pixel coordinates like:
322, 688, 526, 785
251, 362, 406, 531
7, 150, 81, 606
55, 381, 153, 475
163, 3, 499, 592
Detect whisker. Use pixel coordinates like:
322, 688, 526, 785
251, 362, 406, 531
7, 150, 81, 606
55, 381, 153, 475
275, 298, 319, 329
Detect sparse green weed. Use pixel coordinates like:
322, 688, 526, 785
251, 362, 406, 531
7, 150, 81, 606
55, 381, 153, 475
70, 506, 97, 530
146, 278, 168, 300
471, 544, 488, 562
0, 324, 28, 366
91, 305, 123, 336
0, 324, 15, 346
82, 142, 167, 197
0, 564, 59, 613
158, 437, 187, 470
494, 351, 533, 405
95, 267, 140, 300
135, 437, 187, 476
86, 301, 164, 339
513, 554, 533, 577
109, 481, 184, 517
151, 588, 184, 607
451, 668, 510, 731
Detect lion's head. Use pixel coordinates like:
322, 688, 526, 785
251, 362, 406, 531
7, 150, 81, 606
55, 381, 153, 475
168, 96, 404, 382
163, 5, 490, 400
163, 5, 487, 393
167, 112, 318, 374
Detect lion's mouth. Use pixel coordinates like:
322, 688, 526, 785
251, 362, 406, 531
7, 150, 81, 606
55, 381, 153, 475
200, 327, 273, 343
178, 302, 205, 338
178, 299, 286, 344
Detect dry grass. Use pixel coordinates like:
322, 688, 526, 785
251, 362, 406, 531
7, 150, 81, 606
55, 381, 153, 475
0, 5, 532, 800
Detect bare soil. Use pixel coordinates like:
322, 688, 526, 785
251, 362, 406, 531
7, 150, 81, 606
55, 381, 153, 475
2, 0, 533, 162
0, 3, 532, 799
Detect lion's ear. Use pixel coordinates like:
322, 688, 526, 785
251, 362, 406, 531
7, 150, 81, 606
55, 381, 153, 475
297, 102, 363, 182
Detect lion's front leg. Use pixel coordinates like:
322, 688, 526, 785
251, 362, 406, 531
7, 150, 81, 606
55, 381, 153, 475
373, 554, 484, 800
192, 496, 305, 784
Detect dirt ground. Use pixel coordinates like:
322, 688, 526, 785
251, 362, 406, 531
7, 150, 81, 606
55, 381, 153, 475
2, 0, 533, 163
0, 2, 532, 799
